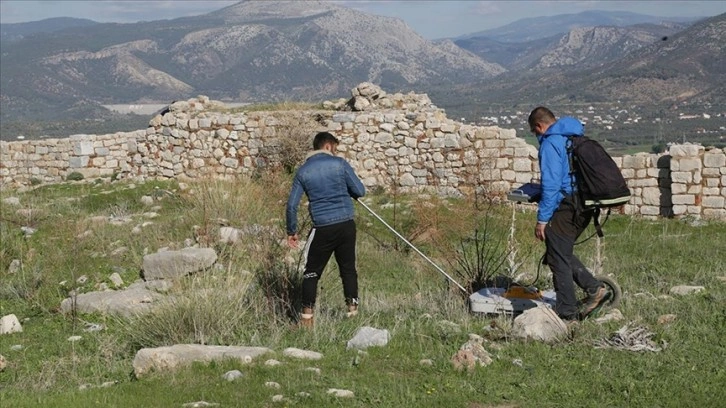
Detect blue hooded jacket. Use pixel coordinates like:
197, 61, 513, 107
536, 116, 583, 223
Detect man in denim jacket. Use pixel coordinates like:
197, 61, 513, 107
286, 131, 366, 327
528, 107, 609, 321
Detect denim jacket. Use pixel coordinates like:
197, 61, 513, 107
286, 150, 366, 235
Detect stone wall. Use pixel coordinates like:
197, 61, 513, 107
1, 85, 725, 221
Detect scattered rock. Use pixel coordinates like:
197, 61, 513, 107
451, 333, 493, 371
182, 402, 219, 408
10, 345, 23, 351
327, 388, 355, 398
265, 381, 281, 389
512, 306, 567, 343
282, 348, 322, 360
7, 259, 21, 274
140, 195, 154, 206
67, 335, 82, 342
0, 354, 7, 371
83, 322, 105, 332
223, 370, 243, 381
76, 275, 88, 284
109, 272, 124, 288
133, 344, 272, 377
100, 381, 118, 388
2, 197, 20, 206
110, 246, 128, 256
657, 314, 677, 325
419, 359, 433, 366
595, 309, 624, 324
0, 314, 23, 334
264, 359, 281, 366
20, 226, 36, 237
271, 395, 285, 402
346, 326, 390, 350
219, 227, 241, 244
142, 247, 217, 280
296, 392, 311, 398
304, 367, 321, 375
669, 285, 705, 296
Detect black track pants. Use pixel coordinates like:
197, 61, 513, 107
301, 220, 358, 308
544, 196, 602, 319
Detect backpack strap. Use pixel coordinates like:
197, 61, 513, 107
593, 207, 604, 237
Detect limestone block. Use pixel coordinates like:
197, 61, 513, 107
69, 156, 89, 168
672, 195, 695, 205
640, 206, 660, 216
513, 159, 532, 172
703, 153, 726, 168
671, 171, 692, 184
642, 187, 661, 205
483, 139, 504, 148
702, 196, 725, 208
668, 144, 703, 157
678, 158, 701, 172
703, 187, 720, 196
671, 183, 687, 194
703, 209, 726, 219
703, 168, 720, 177
622, 155, 647, 169
672, 205, 687, 215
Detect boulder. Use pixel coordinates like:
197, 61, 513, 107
346, 326, 390, 350
0, 314, 22, 335
142, 247, 217, 280
512, 306, 568, 343
133, 344, 272, 377
60, 286, 163, 318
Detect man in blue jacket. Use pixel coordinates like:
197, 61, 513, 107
528, 107, 609, 321
286, 131, 366, 327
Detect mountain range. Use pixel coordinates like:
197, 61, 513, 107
0, 0, 724, 138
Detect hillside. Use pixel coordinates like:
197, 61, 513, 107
442, 13, 726, 107
0, 0, 502, 124
457, 10, 700, 43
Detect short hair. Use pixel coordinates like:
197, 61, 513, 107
313, 131, 339, 150
528, 106, 556, 128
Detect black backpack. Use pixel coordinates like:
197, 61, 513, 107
567, 135, 631, 236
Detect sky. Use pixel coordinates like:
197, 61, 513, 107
1, 1, 724, 39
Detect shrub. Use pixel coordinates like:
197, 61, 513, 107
66, 172, 84, 181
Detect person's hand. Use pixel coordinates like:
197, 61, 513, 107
287, 234, 299, 249
534, 223, 547, 241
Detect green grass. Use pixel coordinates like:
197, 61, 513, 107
1, 177, 725, 407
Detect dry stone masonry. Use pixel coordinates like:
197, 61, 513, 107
1, 83, 724, 221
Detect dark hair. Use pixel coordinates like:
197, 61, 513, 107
528, 106, 556, 128
312, 131, 339, 150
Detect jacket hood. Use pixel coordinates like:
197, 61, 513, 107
543, 116, 584, 138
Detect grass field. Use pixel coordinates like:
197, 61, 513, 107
1, 175, 724, 407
